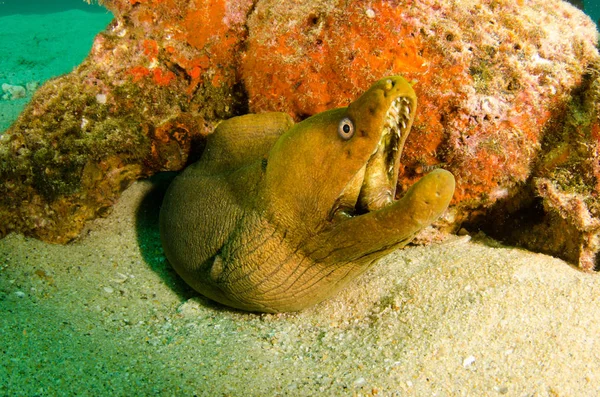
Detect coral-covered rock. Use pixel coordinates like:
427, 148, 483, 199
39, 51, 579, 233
476, 65, 600, 270
1, 0, 600, 270
0, 0, 253, 242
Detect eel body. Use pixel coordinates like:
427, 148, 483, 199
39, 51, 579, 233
159, 76, 455, 312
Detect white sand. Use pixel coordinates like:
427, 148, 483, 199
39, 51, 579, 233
1, 177, 599, 395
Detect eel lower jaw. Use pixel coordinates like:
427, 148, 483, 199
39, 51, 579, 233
330, 95, 413, 221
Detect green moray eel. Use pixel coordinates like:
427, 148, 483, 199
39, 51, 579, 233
159, 76, 455, 313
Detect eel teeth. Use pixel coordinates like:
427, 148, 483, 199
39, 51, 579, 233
386, 97, 411, 130
385, 97, 410, 128
403, 106, 410, 119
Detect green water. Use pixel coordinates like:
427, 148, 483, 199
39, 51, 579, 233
584, 0, 600, 24
0, 1, 113, 132
0, 0, 107, 16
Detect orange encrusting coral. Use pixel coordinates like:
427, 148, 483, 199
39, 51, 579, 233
128, 65, 151, 82
243, 3, 437, 117
117, 0, 253, 94
241, 0, 596, 211
182, 6, 228, 50
142, 39, 159, 60
152, 68, 176, 86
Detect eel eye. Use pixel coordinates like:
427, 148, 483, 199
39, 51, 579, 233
338, 117, 355, 140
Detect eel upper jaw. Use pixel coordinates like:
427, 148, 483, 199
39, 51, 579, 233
330, 95, 414, 221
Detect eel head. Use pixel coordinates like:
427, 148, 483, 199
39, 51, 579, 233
266, 76, 455, 261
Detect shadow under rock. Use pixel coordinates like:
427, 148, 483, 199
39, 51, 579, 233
134, 172, 195, 300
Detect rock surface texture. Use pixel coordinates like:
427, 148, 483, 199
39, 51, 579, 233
1, 0, 599, 269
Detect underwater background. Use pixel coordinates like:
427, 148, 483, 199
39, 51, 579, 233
0, 0, 112, 132
2, 1, 600, 396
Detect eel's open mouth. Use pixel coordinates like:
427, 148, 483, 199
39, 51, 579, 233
332, 95, 413, 219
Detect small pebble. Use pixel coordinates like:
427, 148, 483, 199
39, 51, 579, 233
365, 8, 375, 18
103, 286, 114, 294
26, 81, 39, 92
14, 291, 25, 298
457, 227, 470, 236
96, 93, 107, 104
462, 355, 476, 368
354, 377, 367, 387
177, 298, 202, 316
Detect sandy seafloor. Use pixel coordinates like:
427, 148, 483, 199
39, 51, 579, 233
2, 175, 600, 396
2, 3, 600, 397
